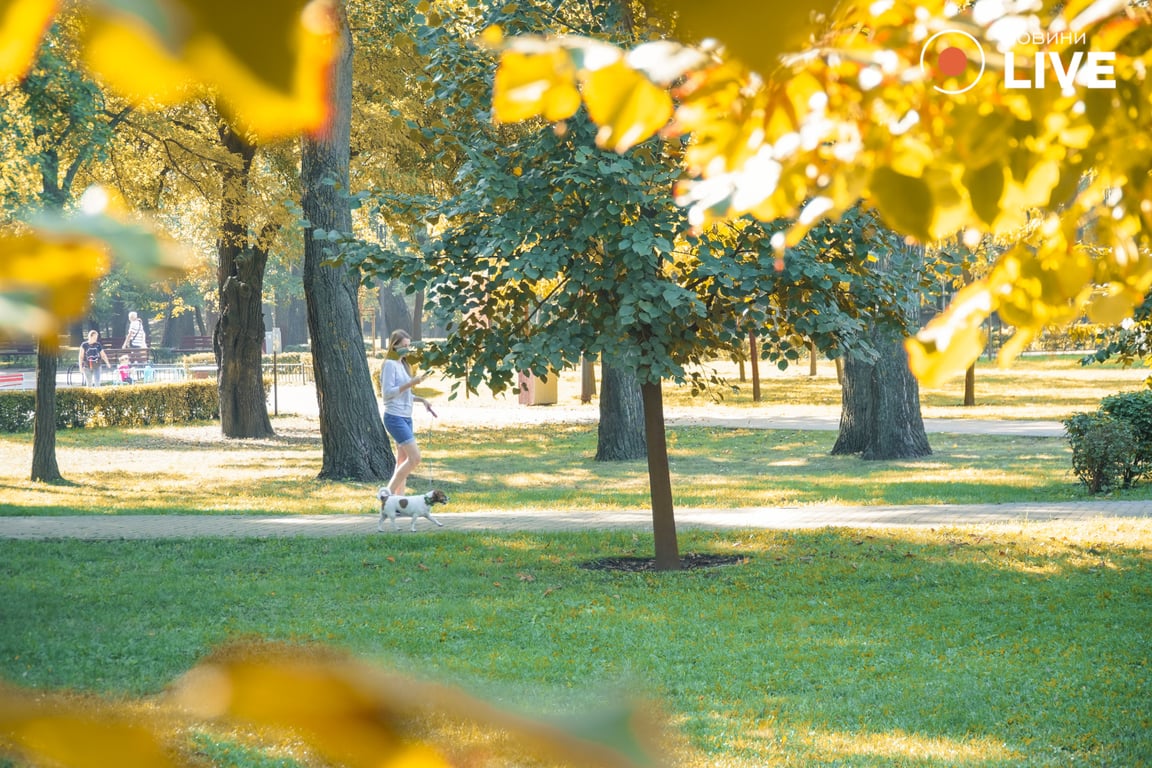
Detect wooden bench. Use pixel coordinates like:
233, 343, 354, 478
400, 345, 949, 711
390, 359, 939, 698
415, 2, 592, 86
105, 338, 151, 364
0, 343, 37, 362
178, 336, 214, 353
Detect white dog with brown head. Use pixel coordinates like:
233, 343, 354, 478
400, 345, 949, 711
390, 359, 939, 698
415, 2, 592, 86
376, 488, 448, 532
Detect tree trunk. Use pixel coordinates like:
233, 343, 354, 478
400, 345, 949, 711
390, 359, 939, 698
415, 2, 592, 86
581, 354, 597, 403
831, 332, 931, 459
378, 280, 412, 340
596, 356, 646, 461
749, 331, 761, 402
216, 125, 273, 439
964, 362, 976, 406
301, 4, 394, 481
863, 335, 931, 459
162, 298, 198, 347
30, 343, 61, 482
642, 381, 680, 570
411, 290, 424, 340
809, 339, 819, 376
277, 294, 308, 347
830, 353, 873, 456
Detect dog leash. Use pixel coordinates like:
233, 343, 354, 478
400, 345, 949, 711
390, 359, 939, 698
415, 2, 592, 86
423, 412, 437, 491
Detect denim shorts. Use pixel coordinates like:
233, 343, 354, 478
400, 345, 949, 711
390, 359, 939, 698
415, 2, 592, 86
383, 414, 415, 446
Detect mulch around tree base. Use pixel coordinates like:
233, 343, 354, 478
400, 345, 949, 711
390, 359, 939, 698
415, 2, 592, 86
579, 553, 749, 572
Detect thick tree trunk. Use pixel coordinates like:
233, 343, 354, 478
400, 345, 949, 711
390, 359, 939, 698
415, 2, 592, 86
30, 344, 61, 482
302, 6, 394, 481
216, 125, 273, 439
831, 332, 931, 459
964, 362, 976, 406
863, 336, 931, 459
596, 356, 646, 461
641, 381, 680, 570
830, 353, 874, 456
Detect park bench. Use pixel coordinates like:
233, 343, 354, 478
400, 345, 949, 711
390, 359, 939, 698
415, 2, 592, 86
178, 335, 214, 353
0, 343, 37, 363
105, 338, 150, 364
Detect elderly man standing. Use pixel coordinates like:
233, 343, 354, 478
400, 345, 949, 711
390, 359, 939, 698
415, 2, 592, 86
122, 311, 148, 363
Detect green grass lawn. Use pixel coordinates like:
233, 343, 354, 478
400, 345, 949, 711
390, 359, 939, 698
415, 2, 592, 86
3, 358, 1151, 767
2, 524, 1150, 767
655, 356, 1150, 421
0, 422, 1136, 517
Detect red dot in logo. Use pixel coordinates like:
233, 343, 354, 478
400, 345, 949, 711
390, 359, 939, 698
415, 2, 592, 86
938, 46, 968, 77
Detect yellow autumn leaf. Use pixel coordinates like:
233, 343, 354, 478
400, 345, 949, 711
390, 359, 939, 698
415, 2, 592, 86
0, 0, 57, 82
1087, 284, 1138, 324
175, 651, 451, 768
81, 0, 339, 140
582, 58, 674, 152
0, 233, 110, 336
0, 685, 178, 768
493, 48, 581, 123
905, 281, 993, 386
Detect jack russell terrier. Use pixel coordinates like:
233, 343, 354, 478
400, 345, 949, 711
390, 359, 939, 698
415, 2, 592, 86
376, 488, 448, 532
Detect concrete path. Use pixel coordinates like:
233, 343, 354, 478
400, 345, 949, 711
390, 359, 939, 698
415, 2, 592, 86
2, 500, 1149, 540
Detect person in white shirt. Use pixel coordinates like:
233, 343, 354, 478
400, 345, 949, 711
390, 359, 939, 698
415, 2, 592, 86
122, 311, 147, 362
381, 330, 437, 494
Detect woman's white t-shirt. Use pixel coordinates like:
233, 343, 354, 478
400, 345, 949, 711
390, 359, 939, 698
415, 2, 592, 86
382, 358, 414, 417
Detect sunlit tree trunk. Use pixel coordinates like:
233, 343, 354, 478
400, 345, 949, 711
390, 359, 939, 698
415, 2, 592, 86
596, 355, 646, 461
215, 123, 274, 439
642, 381, 680, 570
302, 2, 394, 480
30, 344, 61, 482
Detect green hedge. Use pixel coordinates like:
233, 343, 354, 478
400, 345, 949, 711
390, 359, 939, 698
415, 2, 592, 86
0, 381, 220, 432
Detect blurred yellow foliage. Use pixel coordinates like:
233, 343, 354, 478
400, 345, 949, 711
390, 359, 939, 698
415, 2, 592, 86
489, 1, 1152, 384
0, 0, 57, 83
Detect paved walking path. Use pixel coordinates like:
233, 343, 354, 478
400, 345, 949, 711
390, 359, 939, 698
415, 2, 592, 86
5, 382, 1143, 542
2, 500, 1150, 540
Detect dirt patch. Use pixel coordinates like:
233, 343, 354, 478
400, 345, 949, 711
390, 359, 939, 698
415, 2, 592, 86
579, 553, 749, 572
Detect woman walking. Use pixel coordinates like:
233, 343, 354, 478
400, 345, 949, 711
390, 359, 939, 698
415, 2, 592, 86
381, 330, 437, 494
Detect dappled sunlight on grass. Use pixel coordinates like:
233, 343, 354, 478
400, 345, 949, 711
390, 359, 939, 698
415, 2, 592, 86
2, 419, 1146, 515
814, 728, 1016, 763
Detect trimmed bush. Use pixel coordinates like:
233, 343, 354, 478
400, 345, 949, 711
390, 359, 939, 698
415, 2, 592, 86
0, 380, 220, 433
1063, 412, 1138, 493
1099, 389, 1152, 485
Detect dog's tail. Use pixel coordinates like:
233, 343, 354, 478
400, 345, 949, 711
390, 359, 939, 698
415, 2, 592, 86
376, 487, 392, 501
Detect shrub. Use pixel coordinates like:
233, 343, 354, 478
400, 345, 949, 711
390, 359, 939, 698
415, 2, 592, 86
1099, 389, 1152, 485
1063, 412, 1138, 493
0, 381, 220, 433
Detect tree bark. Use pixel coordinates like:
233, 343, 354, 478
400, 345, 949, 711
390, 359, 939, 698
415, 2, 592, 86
302, 4, 394, 481
831, 331, 931, 459
964, 362, 976, 406
830, 353, 873, 456
215, 125, 273, 439
30, 344, 61, 482
642, 381, 680, 570
596, 356, 646, 461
